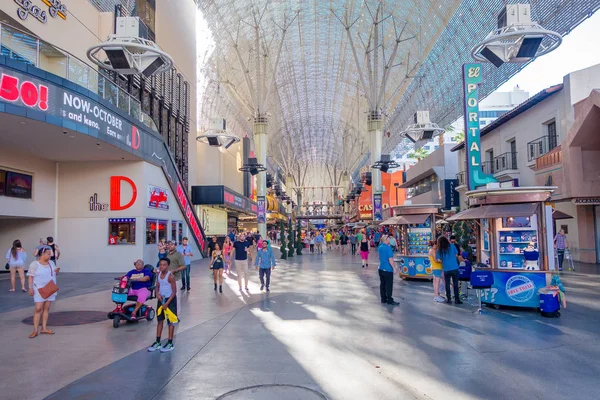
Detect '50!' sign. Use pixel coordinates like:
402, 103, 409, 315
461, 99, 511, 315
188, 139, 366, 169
0, 73, 49, 111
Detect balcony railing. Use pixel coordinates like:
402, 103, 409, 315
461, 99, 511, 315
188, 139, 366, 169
494, 152, 518, 173
482, 161, 494, 175
527, 135, 557, 162
456, 171, 467, 186
0, 22, 157, 132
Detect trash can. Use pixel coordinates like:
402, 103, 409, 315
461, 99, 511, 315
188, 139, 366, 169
538, 288, 560, 318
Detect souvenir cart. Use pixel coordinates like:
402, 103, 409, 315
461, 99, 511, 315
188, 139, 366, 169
388, 204, 440, 279
447, 187, 556, 308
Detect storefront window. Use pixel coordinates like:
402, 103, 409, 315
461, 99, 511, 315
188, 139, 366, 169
146, 219, 157, 244
146, 219, 168, 244
172, 221, 183, 244
407, 175, 437, 199
108, 218, 136, 245
158, 220, 168, 242
0, 169, 33, 199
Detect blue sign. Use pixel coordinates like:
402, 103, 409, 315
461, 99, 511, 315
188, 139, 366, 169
462, 63, 497, 190
480, 271, 547, 308
257, 196, 266, 224
444, 179, 459, 209
373, 193, 382, 221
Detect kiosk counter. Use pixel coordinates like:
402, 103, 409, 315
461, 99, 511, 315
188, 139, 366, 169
448, 187, 558, 308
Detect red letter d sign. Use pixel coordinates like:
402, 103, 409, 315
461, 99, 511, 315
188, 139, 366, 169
110, 176, 137, 211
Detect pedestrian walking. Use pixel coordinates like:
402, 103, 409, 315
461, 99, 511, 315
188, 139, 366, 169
33, 238, 47, 260
223, 237, 233, 275
436, 236, 462, 305
148, 258, 178, 353
378, 236, 399, 305
325, 231, 332, 250
349, 232, 357, 255
315, 232, 325, 254
46, 237, 60, 265
428, 241, 445, 303
177, 237, 193, 291
6, 239, 27, 292
165, 241, 186, 312
340, 232, 348, 255
233, 234, 250, 292
360, 235, 370, 268
554, 229, 569, 271
27, 246, 59, 338
309, 235, 315, 253
210, 244, 225, 293
254, 240, 276, 292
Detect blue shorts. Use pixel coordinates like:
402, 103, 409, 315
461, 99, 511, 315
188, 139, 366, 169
432, 270, 442, 278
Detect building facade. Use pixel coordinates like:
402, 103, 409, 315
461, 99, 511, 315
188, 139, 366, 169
0, 0, 207, 272
453, 64, 600, 263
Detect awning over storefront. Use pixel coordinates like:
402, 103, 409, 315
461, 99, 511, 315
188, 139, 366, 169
191, 185, 257, 215
447, 203, 539, 221
381, 214, 430, 225
552, 210, 573, 219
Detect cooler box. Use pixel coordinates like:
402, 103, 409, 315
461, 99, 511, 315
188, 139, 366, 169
539, 289, 560, 317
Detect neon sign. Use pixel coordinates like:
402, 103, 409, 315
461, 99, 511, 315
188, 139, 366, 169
463, 63, 497, 190
0, 74, 48, 111
176, 182, 205, 251
109, 176, 137, 211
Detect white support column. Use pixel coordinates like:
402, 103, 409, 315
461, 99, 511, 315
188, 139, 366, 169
254, 116, 268, 238
368, 112, 383, 196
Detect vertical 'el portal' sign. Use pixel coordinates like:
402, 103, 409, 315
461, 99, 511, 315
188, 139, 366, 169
463, 63, 497, 190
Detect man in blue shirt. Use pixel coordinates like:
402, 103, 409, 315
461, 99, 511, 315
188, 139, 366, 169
378, 235, 399, 305
254, 240, 276, 292
177, 237, 194, 291
233, 234, 251, 292
314, 232, 325, 254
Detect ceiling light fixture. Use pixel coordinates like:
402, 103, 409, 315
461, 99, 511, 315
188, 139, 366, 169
471, 4, 562, 68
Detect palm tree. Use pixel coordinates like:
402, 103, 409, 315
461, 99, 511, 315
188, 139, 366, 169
407, 147, 429, 161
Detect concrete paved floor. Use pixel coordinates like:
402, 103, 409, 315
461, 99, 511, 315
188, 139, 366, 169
1, 250, 599, 400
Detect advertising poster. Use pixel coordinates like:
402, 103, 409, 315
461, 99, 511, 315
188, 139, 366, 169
148, 185, 169, 210
5, 171, 33, 199
373, 193, 383, 221
480, 272, 547, 308
199, 206, 227, 235
257, 196, 266, 224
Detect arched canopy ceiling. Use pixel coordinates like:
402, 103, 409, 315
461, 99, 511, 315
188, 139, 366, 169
198, 0, 600, 182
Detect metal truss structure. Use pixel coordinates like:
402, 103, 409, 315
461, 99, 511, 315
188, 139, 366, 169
198, 0, 600, 182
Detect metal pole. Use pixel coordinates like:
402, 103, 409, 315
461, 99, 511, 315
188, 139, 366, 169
369, 112, 383, 196
254, 116, 268, 239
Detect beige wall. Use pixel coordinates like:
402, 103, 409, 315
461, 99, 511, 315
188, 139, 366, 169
0, 219, 54, 268
55, 160, 201, 272
0, 147, 56, 219
0, 0, 101, 61
155, 0, 199, 190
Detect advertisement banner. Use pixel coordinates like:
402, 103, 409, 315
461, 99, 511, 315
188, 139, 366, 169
148, 185, 169, 210
199, 206, 227, 236
257, 196, 266, 224
480, 271, 547, 308
462, 63, 497, 190
373, 193, 383, 221
0, 66, 143, 152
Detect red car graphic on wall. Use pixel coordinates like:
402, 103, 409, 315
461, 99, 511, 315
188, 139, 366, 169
149, 187, 169, 210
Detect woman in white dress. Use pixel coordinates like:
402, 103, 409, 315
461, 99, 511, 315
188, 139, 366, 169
5, 239, 27, 292
27, 246, 59, 338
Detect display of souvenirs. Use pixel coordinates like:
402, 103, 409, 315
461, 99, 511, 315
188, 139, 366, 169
497, 228, 538, 269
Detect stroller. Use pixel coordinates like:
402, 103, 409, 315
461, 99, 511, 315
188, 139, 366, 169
108, 264, 157, 328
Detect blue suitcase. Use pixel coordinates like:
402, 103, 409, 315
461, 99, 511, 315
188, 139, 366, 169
539, 293, 560, 318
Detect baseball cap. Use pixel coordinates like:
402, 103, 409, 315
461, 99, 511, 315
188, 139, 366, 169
461, 251, 468, 258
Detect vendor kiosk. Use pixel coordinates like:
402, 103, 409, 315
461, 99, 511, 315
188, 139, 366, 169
447, 187, 556, 308
387, 204, 440, 279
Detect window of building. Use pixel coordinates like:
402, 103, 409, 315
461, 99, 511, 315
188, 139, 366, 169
108, 218, 136, 245
146, 219, 169, 245
547, 120, 557, 150
0, 169, 33, 199
406, 175, 437, 199
171, 221, 183, 244
509, 139, 517, 169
